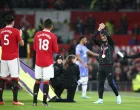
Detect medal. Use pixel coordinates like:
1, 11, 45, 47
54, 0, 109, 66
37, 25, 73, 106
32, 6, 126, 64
102, 54, 106, 58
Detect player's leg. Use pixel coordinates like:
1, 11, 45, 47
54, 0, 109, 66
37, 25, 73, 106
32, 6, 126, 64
81, 76, 90, 98
33, 65, 42, 106
42, 64, 54, 106
8, 58, 24, 105
94, 66, 106, 104
0, 60, 9, 104
106, 65, 121, 104
78, 66, 90, 98
82, 68, 90, 98
0, 78, 6, 105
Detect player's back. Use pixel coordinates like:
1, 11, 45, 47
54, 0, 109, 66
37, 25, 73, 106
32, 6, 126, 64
34, 30, 58, 67
0, 27, 21, 60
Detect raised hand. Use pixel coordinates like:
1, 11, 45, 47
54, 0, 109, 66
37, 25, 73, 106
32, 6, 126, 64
99, 23, 105, 30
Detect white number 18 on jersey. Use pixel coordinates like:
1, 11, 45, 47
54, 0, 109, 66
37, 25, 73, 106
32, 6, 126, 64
39, 38, 49, 50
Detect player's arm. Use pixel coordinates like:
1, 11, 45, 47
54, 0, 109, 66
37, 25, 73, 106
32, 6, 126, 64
87, 50, 99, 57
99, 23, 114, 46
92, 30, 102, 46
92, 24, 103, 47
124, 53, 140, 59
19, 40, 24, 46
76, 54, 88, 68
52, 35, 58, 53
18, 29, 24, 46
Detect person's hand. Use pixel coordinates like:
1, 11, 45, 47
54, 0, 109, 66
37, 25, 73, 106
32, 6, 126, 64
98, 27, 102, 31
99, 23, 105, 30
123, 55, 128, 59
83, 63, 88, 68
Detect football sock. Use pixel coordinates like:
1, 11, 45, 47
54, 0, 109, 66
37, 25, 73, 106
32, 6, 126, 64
82, 84, 87, 97
33, 81, 40, 103
11, 78, 19, 102
0, 79, 6, 102
43, 82, 49, 103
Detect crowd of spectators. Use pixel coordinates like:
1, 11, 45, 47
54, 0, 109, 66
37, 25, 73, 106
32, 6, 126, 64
74, 15, 140, 36
0, 0, 140, 11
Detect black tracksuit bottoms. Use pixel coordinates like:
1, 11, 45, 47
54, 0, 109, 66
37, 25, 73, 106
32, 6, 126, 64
55, 84, 77, 102
98, 65, 119, 99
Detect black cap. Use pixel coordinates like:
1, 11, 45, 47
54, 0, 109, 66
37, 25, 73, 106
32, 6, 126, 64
55, 54, 63, 61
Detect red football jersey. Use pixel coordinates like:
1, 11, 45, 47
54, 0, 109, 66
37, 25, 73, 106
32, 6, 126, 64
34, 29, 58, 67
0, 26, 22, 60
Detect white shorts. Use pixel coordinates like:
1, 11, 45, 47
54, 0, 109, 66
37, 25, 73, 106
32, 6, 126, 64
0, 58, 20, 78
35, 64, 54, 80
78, 76, 88, 85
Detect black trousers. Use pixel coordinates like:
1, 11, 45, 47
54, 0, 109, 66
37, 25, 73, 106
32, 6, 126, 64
50, 79, 63, 98
98, 65, 119, 99
50, 80, 77, 102
55, 84, 77, 102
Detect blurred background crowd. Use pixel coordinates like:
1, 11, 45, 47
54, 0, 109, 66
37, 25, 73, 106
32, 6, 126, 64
0, 0, 140, 91
0, 0, 140, 11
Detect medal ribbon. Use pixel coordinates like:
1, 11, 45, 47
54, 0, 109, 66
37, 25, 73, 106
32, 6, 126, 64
102, 45, 105, 55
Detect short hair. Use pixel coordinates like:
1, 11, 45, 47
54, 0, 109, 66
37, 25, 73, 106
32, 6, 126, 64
79, 35, 86, 42
5, 15, 14, 25
44, 19, 53, 28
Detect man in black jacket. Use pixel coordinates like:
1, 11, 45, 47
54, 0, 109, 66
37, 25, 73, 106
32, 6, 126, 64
93, 23, 121, 104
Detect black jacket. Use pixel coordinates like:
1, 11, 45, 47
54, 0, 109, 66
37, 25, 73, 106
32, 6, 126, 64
92, 30, 114, 65
53, 63, 63, 78
59, 63, 80, 86
50, 63, 63, 87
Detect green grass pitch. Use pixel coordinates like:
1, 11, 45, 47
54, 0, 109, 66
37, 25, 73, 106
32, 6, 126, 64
1, 90, 140, 110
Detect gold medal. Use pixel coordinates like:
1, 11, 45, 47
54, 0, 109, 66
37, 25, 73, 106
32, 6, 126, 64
102, 54, 106, 58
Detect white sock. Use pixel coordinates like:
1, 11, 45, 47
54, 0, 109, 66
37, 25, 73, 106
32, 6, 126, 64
82, 84, 87, 97
76, 86, 79, 91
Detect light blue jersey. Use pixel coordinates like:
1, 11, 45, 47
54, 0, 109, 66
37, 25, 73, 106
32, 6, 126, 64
76, 44, 89, 77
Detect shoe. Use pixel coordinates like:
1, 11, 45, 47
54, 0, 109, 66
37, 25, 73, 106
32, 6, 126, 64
117, 95, 121, 104
82, 96, 91, 99
0, 101, 5, 105
12, 101, 24, 105
93, 99, 103, 104
42, 103, 49, 107
32, 103, 37, 106
72, 100, 76, 103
